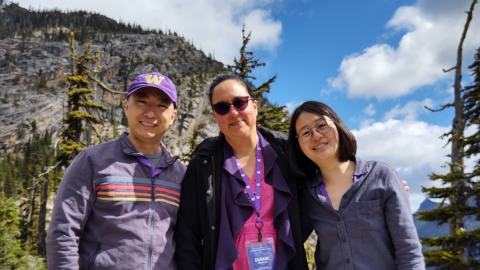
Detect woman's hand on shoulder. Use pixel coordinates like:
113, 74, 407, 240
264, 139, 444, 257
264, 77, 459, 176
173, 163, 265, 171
402, 180, 410, 195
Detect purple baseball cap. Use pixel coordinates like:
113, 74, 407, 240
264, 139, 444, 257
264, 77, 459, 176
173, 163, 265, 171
126, 72, 177, 108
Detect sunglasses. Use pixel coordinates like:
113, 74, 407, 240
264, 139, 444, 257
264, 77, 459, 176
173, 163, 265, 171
212, 96, 252, 115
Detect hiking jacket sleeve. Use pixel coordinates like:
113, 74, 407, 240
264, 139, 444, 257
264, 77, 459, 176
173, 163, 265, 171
46, 151, 95, 270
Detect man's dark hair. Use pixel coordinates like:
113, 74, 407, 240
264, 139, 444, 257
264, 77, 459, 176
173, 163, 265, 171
208, 74, 254, 105
286, 101, 357, 178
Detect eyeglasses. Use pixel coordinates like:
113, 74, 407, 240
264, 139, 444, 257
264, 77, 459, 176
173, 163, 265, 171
212, 96, 251, 115
296, 120, 332, 143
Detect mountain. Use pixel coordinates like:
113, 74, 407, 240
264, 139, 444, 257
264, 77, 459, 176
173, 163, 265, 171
0, 2, 230, 157
414, 199, 449, 238
414, 198, 480, 239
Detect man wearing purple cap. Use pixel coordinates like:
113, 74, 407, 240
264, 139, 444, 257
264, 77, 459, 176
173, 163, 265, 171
47, 72, 186, 270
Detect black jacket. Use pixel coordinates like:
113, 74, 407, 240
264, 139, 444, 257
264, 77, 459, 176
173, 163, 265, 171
174, 127, 308, 270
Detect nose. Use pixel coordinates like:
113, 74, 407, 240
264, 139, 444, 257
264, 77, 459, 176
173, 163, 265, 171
144, 108, 155, 118
311, 128, 323, 141
228, 105, 239, 116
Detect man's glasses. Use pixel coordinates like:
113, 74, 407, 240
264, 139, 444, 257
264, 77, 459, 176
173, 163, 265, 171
296, 119, 332, 143
212, 96, 251, 115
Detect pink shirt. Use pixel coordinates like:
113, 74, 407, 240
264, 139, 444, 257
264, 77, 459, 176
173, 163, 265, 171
233, 161, 277, 270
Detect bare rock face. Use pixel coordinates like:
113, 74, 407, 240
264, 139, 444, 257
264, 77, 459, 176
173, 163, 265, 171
0, 33, 224, 156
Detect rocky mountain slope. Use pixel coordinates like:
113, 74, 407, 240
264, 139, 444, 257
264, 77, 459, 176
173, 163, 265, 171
0, 20, 226, 156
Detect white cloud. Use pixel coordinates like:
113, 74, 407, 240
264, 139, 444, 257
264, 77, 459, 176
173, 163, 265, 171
328, 0, 480, 100
352, 119, 451, 211
353, 119, 450, 172
353, 116, 478, 212
363, 103, 376, 116
320, 88, 335, 100
284, 100, 303, 114
359, 118, 375, 128
15, 0, 282, 64
383, 98, 433, 121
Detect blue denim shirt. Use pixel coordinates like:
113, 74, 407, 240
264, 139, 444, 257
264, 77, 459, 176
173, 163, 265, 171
300, 156, 425, 270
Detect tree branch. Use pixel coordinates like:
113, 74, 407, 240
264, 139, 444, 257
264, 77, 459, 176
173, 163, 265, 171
425, 103, 453, 112
88, 73, 127, 95
443, 67, 456, 73
27, 161, 63, 189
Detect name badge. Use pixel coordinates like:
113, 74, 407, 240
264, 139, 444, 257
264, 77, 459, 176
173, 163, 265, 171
245, 238, 275, 270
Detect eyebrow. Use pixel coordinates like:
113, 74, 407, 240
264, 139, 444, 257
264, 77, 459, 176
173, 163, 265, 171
213, 96, 249, 104
134, 92, 149, 99
298, 118, 327, 132
158, 97, 172, 104
135, 92, 172, 104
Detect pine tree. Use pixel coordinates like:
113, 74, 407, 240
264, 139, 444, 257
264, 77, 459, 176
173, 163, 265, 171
180, 128, 201, 164
0, 195, 29, 269
58, 32, 108, 165
229, 25, 289, 132
417, 2, 480, 269
3, 162, 16, 199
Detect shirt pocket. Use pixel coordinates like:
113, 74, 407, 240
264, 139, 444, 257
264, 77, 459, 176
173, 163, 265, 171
355, 199, 385, 230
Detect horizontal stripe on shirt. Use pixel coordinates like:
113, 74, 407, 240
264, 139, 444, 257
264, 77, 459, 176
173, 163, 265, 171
97, 197, 179, 207
95, 176, 181, 190
95, 185, 180, 196
97, 191, 180, 202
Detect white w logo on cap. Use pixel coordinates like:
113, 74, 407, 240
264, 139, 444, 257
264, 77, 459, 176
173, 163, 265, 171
145, 75, 165, 85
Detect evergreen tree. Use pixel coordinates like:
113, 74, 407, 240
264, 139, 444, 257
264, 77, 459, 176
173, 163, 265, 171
58, 32, 108, 165
3, 162, 15, 199
180, 128, 201, 164
417, 2, 480, 269
18, 132, 56, 258
0, 195, 29, 269
418, 45, 480, 270
229, 26, 289, 132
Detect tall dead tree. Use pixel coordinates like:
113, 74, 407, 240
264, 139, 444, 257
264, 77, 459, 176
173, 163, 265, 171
418, 1, 479, 269
447, 0, 477, 237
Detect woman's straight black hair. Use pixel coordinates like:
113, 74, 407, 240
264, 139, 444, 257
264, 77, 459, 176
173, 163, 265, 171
286, 101, 357, 178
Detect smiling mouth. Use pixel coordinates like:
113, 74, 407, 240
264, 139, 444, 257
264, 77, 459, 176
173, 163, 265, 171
141, 121, 156, 127
313, 143, 327, 150
229, 120, 243, 126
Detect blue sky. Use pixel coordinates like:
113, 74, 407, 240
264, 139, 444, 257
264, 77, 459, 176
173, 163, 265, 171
15, 0, 480, 211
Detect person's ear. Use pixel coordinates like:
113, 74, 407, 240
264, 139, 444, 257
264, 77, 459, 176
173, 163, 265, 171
169, 109, 178, 125
124, 99, 129, 116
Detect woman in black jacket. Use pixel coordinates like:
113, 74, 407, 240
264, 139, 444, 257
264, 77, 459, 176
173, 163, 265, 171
174, 75, 308, 270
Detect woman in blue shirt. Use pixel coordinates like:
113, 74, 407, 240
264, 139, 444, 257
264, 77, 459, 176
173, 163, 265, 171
286, 101, 425, 270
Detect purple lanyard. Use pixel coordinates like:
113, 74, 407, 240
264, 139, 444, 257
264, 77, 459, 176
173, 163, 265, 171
135, 156, 164, 178
234, 133, 263, 241
318, 176, 357, 206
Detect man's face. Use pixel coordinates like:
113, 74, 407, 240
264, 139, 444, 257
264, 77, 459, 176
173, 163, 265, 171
125, 87, 177, 146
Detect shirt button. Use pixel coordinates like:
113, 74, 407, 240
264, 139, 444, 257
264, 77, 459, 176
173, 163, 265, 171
337, 217, 341, 221
206, 190, 211, 195
204, 160, 208, 164
343, 194, 347, 199
346, 259, 350, 263
212, 226, 215, 230
341, 238, 346, 242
